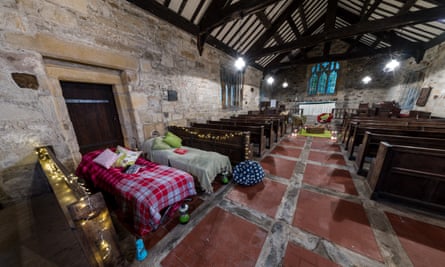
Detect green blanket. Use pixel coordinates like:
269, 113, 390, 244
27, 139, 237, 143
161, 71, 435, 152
298, 129, 332, 138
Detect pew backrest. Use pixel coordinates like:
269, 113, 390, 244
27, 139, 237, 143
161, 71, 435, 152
355, 131, 445, 175
367, 142, 445, 213
168, 126, 252, 164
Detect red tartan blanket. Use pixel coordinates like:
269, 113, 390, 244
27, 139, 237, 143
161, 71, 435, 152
75, 149, 196, 236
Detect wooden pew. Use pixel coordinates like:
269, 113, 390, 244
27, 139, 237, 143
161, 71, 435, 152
367, 142, 445, 214
190, 122, 266, 157
346, 126, 445, 160
217, 119, 276, 147
343, 119, 445, 152
236, 114, 287, 136
227, 117, 281, 142
168, 126, 252, 165
341, 117, 445, 145
355, 131, 445, 175
342, 119, 408, 146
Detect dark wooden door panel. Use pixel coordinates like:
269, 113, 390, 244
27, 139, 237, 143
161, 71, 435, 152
61, 82, 124, 154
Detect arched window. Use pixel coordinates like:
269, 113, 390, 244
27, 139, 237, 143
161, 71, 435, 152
220, 66, 243, 109
307, 61, 340, 96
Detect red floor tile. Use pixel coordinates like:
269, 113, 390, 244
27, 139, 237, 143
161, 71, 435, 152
280, 137, 306, 147
386, 213, 445, 267
308, 151, 346, 166
142, 197, 204, 249
260, 156, 297, 179
271, 145, 302, 158
162, 207, 267, 267
311, 137, 334, 142
303, 164, 357, 195
293, 190, 382, 261
310, 141, 341, 152
225, 178, 287, 218
283, 242, 340, 267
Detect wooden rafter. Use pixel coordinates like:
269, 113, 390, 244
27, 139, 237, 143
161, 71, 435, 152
250, 6, 445, 59
299, 5, 308, 32
287, 17, 301, 38
256, 12, 284, 44
127, 0, 198, 34
190, 0, 206, 23
325, 0, 338, 32
198, 0, 281, 34
246, 0, 304, 58
425, 32, 445, 49
178, 0, 188, 16
265, 45, 418, 72
359, 0, 371, 20
264, 15, 326, 69
337, 8, 421, 50
363, 0, 383, 20
397, 0, 416, 15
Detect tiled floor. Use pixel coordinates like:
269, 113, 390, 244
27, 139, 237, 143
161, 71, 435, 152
130, 134, 445, 267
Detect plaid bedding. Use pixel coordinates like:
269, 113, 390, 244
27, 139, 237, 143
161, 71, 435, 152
76, 149, 196, 237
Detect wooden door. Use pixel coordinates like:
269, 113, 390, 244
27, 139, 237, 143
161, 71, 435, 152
61, 81, 124, 154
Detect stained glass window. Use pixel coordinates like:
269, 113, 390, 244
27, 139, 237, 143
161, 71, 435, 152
307, 61, 340, 96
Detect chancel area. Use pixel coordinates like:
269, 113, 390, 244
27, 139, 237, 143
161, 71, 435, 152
2, 0, 445, 266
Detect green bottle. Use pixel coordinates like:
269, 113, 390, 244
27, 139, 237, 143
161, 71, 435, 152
178, 203, 190, 224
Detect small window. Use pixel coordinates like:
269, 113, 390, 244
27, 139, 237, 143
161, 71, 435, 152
220, 66, 243, 109
308, 61, 339, 96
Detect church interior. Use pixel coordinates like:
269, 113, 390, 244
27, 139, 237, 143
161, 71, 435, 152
1, 0, 445, 266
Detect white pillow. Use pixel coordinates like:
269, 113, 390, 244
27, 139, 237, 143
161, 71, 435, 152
114, 146, 142, 167
93, 149, 119, 169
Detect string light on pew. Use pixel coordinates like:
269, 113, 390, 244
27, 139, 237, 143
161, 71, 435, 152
178, 127, 243, 140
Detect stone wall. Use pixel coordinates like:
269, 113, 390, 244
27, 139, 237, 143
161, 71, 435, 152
262, 40, 445, 116
0, 0, 261, 205
262, 53, 401, 111
387, 44, 445, 118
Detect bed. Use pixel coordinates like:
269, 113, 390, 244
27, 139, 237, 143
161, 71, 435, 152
75, 148, 196, 237
142, 137, 232, 194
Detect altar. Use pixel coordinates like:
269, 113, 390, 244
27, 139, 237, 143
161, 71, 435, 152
297, 101, 336, 116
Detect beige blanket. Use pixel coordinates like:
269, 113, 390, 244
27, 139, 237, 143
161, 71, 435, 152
146, 145, 232, 193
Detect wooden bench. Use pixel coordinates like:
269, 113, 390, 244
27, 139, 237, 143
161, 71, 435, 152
217, 119, 276, 147
343, 119, 445, 152
367, 142, 445, 214
190, 122, 266, 157
341, 117, 445, 145
167, 126, 252, 165
346, 126, 445, 160
227, 117, 281, 142
342, 119, 408, 146
355, 131, 445, 175
236, 114, 287, 136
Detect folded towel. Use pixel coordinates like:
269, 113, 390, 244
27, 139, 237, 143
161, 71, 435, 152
174, 148, 188, 155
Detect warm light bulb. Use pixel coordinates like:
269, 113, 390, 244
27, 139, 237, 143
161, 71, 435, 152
282, 81, 288, 88
362, 76, 372, 84
267, 77, 274, 85
384, 59, 400, 72
234, 57, 246, 70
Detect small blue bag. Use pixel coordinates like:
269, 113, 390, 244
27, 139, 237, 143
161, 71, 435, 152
233, 160, 265, 186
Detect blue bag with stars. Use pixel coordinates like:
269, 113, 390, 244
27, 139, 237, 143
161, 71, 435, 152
233, 160, 265, 186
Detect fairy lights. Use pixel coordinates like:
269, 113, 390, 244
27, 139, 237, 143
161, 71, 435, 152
177, 126, 244, 140
36, 146, 116, 265
170, 127, 252, 160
